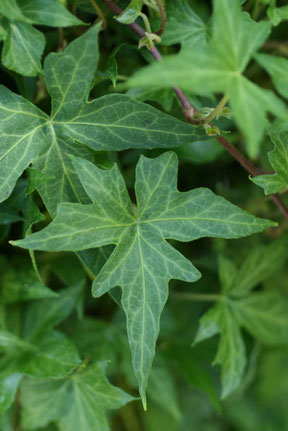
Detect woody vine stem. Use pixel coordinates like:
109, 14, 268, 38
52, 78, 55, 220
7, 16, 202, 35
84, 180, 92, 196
99, 0, 288, 222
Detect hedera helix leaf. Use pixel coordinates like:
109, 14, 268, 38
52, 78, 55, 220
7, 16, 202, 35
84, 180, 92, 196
0, 0, 84, 77
255, 53, 288, 100
1, 330, 81, 379
128, 0, 287, 158
251, 133, 288, 195
20, 362, 134, 431
160, 0, 207, 49
0, 373, 22, 417
115, 0, 142, 24
194, 302, 246, 398
267, 4, 288, 26
0, 24, 205, 216
12, 151, 276, 407
194, 241, 288, 397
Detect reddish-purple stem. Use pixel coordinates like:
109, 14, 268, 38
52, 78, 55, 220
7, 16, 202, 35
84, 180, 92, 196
100, 0, 288, 222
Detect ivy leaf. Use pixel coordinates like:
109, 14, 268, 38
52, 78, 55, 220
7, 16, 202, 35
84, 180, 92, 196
0, 257, 57, 304
1, 19, 45, 77
0, 25, 205, 215
234, 292, 288, 345
0, 0, 31, 23
194, 302, 246, 398
195, 241, 288, 396
267, 5, 288, 26
0, 330, 34, 352
0, 0, 84, 76
115, 0, 142, 24
2, 330, 81, 378
251, 133, 288, 195
255, 53, 288, 99
20, 362, 134, 431
128, 0, 287, 158
161, 0, 207, 49
23, 283, 84, 340
12, 151, 275, 406
0, 373, 22, 417
226, 241, 287, 296
17, 0, 84, 27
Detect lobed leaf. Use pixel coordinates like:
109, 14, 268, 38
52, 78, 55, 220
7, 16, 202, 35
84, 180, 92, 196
12, 151, 275, 406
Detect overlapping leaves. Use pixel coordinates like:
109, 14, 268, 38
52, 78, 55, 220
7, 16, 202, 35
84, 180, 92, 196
12, 151, 275, 406
20, 362, 134, 431
0, 0, 84, 76
251, 133, 288, 195
0, 24, 206, 216
128, 0, 287, 158
194, 241, 288, 397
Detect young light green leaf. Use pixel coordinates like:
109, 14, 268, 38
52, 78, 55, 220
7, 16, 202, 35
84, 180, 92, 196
115, 0, 142, 24
128, 0, 286, 158
268, 5, 288, 26
21, 362, 134, 431
194, 302, 246, 398
255, 53, 288, 99
251, 133, 288, 195
160, 0, 207, 49
0, 25, 206, 216
12, 152, 275, 406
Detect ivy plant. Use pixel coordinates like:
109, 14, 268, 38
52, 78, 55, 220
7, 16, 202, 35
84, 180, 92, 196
1, 0, 288, 430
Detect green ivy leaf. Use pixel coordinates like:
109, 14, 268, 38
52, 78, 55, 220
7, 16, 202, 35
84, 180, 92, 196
1, 19, 45, 77
0, 0, 31, 23
0, 257, 57, 304
195, 241, 288, 397
3, 330, 81, 378
255, 53, 288, 99
0, 373, 22, 417
0, 0, 84, 76
23, 283, 84, 340
115, 0, 142, 24
128, 0, 287, 158
160, 0, 207, 49
251, 133, 288, 195
234, 292, 288, 345
226, 241, 287, 296
12, 151, 275, 406
17, 0, 84, 27
267, 5, 288, 26
0, 25, 205, 215
20, 362, 134, 431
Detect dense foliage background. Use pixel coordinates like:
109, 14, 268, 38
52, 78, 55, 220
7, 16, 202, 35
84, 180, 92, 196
1, 0, 288, 430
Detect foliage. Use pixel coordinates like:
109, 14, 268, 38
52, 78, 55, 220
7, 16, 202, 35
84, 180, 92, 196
1, 0, 288, 430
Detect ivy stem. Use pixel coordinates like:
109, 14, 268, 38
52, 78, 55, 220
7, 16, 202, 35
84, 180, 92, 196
57, 28, 64, 52
140, 12, 152, 34
203, 94, 228, 123
154, 0, 166, 36
172, 292, 220, 302
99, 0, 288, 223
89, 0, 107, 28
